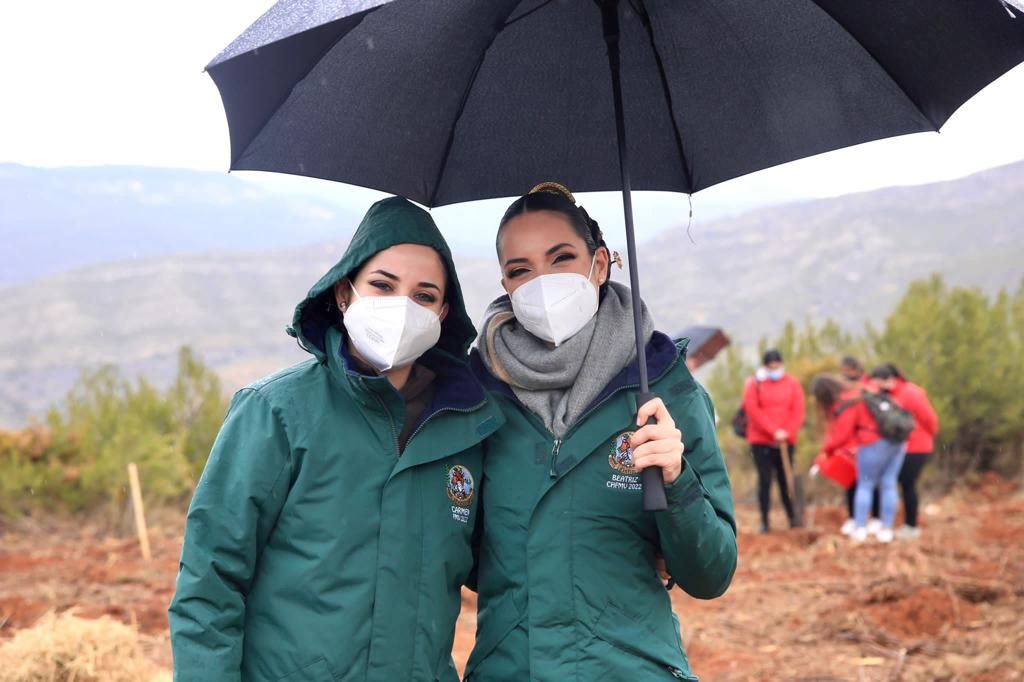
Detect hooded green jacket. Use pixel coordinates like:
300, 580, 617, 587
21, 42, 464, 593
168, 197, 503, 682
465, 334, 737, 682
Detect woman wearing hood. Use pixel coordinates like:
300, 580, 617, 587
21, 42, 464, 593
465, 184, 737, 682
169, 197, 503, 682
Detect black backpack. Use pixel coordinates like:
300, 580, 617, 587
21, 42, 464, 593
731, 380, 760, 438
838, 390, 915, 443
731, 407, 748, 438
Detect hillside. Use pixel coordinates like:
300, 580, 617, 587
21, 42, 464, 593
641, 160, 1024, 338
0, 164, 359, 286
0, 161, 1022, 426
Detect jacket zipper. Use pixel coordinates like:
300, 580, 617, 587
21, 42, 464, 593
404, 401, 486, 449
548, 439, 563, 478
530, 377, 672, 479
503, 357, 680, 477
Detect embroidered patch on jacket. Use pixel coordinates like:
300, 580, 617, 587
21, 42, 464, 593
608, 431, 639, 474
446, 464, 475, 510
607, 431, 642, 491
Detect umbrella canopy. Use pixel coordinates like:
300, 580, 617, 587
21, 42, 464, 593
207, 0, 1024, 509
674, 326, 730, 370
208, 0, 1024, 207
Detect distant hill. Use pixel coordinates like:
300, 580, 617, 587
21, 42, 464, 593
1, 161, 1022, 426
642, 160, 1024, 339
0, 164, 360, 286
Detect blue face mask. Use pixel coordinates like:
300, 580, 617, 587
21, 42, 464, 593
767, 368, 784, 381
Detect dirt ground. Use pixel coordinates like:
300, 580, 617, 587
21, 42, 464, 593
2, 473, 1022, 681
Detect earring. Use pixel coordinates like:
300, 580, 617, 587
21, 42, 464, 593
339, 301, 348, 312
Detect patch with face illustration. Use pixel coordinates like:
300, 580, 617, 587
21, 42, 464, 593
446, 465, 475, 523
607, 431, 642, 491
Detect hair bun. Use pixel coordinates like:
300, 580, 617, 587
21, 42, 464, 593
528, 181, 576, 204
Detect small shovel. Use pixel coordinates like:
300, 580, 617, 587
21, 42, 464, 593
779, 440, 806, 528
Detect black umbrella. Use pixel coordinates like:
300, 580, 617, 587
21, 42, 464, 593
207, 0, 1024, 510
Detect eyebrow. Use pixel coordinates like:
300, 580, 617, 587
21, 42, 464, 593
503, 243, 576, 267
370, 269, 441, 293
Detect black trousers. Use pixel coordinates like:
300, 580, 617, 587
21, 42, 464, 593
752, 444, 795, 528
859, 452, 930, 525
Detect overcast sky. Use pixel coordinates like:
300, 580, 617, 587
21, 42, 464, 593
3, 1, 1023, 246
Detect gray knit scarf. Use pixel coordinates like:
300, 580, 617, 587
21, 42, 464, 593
477, 281, 655, 438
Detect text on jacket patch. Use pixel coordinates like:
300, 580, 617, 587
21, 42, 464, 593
607, 431, 642, 490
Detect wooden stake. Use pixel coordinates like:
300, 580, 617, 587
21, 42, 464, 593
127, 462, 152, 561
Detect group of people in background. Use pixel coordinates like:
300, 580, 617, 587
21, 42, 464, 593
739, 351, 938, 543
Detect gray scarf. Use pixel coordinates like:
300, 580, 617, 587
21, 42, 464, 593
477, 281, 655, 438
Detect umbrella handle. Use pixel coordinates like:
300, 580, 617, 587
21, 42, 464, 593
638, 391, 668, 511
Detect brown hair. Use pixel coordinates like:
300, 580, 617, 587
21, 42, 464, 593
811, 374, 846, 416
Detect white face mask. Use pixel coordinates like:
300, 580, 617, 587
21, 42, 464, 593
510, 254, 599, 346
342, 286, 441, 372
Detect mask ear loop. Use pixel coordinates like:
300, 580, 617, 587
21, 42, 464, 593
586, 251, 599, 282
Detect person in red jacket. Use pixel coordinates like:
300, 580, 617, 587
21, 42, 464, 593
815, 372, 906, 543
811, 375, 862, 534
742, 349, 805, 533
840, 356, 874, 388
871, 364, 939, 539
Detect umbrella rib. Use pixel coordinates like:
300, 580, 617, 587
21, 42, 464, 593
504, 0, 556, 28
229, 12, 378, 169
635, 0, 695, 193
807, 0, 940, 131
426, 10, 519, 208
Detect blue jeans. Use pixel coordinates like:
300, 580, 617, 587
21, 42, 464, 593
855, 439, 906, 528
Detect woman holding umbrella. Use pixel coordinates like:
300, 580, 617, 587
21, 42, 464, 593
467, 183, 736, 682
169, 197, 503, 682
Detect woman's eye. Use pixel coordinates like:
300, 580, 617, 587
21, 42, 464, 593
369, 280, 393, 292
414, 292, 437, 304
507, 268, 528, 279
553, 252, 576, 264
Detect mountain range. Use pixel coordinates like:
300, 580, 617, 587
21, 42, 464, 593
1, 161, 1021, 426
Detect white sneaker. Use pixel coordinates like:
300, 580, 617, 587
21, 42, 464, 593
876, 528, 894, 544
851, 527, 869, 543
895, 525, 922, 540
840, 519, 856, 536
866, 518, 883, 537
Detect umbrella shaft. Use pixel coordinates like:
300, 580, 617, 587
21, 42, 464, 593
601, 0, 650, 396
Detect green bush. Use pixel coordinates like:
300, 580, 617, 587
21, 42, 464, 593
706, 274, 1024, 488
0, 347, 228, 517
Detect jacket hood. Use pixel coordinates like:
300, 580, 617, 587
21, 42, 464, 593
288, 196, 475, 361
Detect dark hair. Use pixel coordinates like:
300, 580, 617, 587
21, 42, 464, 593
811, 374, 846, 414
870, 363, 905, 381
763, 349, 783, 365
840, 356, 862, 372
870, 364, 895, 380
496, 187, 611, 297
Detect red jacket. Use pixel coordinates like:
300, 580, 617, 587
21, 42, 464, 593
821, 388, 881, 456
891, 378, 939, 453
742, 373, 805, 446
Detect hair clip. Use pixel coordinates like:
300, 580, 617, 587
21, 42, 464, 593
611, 251, 623, 269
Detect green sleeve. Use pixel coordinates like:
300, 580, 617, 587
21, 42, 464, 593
655, 386, 738, 599
168, 389, 292, 680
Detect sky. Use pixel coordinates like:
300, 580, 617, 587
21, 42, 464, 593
2, 1, 1023, 248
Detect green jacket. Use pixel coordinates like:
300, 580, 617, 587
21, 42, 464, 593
466, 334, 737, 682
169, 197, 503, 682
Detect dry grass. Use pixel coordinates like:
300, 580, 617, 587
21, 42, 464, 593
0, 611, 163, 682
